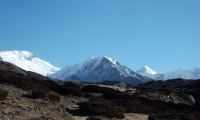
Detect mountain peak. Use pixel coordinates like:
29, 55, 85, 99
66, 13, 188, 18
50, 57, 150, 84
143, 66, 157, 75
0, 50, 36, 61
137, 66, 157, 75
83, 56, 118, 67
136, 66, 157, 79
103, 56, 117, 65
0, 50, 60, 76
1, 50, 33, 54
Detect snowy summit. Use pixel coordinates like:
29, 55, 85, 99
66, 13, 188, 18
0, 51, 60, 76
136, 66, 157, 78
50, 56, 151, 84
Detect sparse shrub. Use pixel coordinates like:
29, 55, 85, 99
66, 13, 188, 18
64, 81, 80, 88
82, 85, 119, 94
0, 71, 83, 97
29, 116, 54, 120
87, 117, 101, 120
148, 112, 198, 120
56, 86, 83, 97
83, 93, 94, 98
30, 90, 61, 102
48, 93, 60, 102
0, 89, 8, 100
78, 100, 125, 118
31, 90, 47, 99
103, 90, 129, 100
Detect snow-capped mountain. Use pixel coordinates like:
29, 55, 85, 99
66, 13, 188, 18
164, 68, 200, 80
50, 57, 151, 84
0, 51, 60, 76
136, 66, 157, 78
136, 66, 200, 80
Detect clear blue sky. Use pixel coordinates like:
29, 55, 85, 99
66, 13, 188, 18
0, 0, 200, 73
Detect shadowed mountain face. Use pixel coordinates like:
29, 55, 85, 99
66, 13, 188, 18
0, 61, 51, 82
0, 61, 83, 96
0, 61, 27, 75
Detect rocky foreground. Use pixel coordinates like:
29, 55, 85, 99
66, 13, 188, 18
0, 61, 200, 120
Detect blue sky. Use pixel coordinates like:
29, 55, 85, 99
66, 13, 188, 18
0, 0, 200, 73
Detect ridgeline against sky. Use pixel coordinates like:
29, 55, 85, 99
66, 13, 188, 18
0, 0, 199, 73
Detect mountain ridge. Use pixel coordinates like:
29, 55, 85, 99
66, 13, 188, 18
1, 50, 199, 81
0, 50, 60, 76
50, 57, 151, 84
136, 66, 200, 80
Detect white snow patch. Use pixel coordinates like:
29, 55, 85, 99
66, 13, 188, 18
144, 66, 157, 75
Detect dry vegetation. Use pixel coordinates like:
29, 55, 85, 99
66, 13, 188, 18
1, 62, 200, 120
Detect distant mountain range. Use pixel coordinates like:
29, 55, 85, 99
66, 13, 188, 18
0, 50, 199, 83
136, 66, 200, 80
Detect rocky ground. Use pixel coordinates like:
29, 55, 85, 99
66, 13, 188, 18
0, 84, 149, 120
74, 113, 148, 120
0, 84, 74, 120
0, 61, 200, 120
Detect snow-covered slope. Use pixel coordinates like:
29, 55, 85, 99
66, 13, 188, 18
136, 66, 157, 78
136, 66, 200, 80
164, 68, 200, 80
0, 51, 60, 76
50, 57, 151, 84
